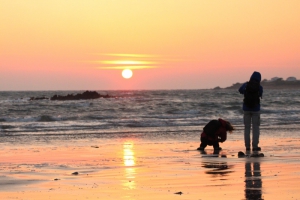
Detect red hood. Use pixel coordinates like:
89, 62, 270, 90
218, 118, 227, 127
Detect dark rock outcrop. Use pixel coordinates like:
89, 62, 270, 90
30, 96, 49, 100
30, 91, 114, 101
224, 79, 300, 90
213, 86, 221, 90
50, 91, 113, 100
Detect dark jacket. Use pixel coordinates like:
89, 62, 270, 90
238, 71, 263, 111
200, 118, 228, 144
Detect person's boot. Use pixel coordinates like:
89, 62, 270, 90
214, 147, 222, 151
252, 147, 261, 151
197, 146, 205, 151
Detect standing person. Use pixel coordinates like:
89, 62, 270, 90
197, 118, 235, 151
239, 71, 263, 151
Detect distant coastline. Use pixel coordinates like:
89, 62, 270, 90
214, 77, 300, 90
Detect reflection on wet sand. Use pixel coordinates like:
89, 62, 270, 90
122, 141, 136, 190
245, 161, 262, 200
200, 150, 233, 179
202, 161, 233, 178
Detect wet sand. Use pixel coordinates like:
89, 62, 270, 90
1, 137, 300, 200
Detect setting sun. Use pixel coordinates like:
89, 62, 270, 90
122, 69, 133, 79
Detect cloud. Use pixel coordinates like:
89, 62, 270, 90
97, 66, 157, 70
92, 53, 160, 70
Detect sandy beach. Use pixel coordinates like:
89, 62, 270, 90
2, 0, 300, 198
1, 135, 300, 200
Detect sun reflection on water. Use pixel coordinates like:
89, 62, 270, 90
122, 141, 136, 190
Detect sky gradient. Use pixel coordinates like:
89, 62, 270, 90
1, 0, 300, 90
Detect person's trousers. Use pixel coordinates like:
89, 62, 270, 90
200, 138, 220, 149
243, 111, 260, 148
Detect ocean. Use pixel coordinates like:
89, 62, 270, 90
1, 89, 300, 145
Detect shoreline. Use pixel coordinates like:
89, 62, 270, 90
1, 136, 300, 199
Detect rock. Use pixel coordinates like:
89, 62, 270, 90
30, 91, 115, 101
213, 86, 221, 90
238, 151, 246, 157
250, 153, 264, 157
286, 77, 297, 81
30, 97, 49, 100
224, 79, 300, 89
72, 172, 79, 175
238, 151, 264, 158
50, 91, 105, 100
174, 191, 183, 195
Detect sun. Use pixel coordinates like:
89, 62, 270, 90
122, 69, 133, 79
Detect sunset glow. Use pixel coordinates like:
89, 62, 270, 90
102, 60, 155, 65
1, 0, 299, 90
95, 54, 159, 70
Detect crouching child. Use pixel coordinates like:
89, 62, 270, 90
197, 118, 235, 151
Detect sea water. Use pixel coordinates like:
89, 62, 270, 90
0, 89, 300, 145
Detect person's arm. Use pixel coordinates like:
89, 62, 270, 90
219, 133, 226, 142
218, 128, 227, 142
238, 83, 247, 94
259, 85, 263, 99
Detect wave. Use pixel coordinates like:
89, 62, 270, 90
0, 125, 15, 130
1, 89, 300, 138
261, 108, 300, 115
37, 115, 56, 122
1, 116, 59, 123
166, 109, 200, 114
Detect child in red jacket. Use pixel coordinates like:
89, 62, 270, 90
197, 118, 234, 151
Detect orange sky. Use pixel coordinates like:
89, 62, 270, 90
1, 0, 300, 90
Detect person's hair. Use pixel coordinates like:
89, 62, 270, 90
226, 121, 235, 133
